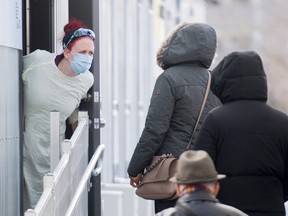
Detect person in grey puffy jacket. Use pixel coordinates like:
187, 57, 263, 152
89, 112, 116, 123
127, 22, 221, 213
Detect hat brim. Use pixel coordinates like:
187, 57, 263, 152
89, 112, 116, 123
169, 174, 226, 184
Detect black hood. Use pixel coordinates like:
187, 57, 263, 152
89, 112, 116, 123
211, 51, 267, 104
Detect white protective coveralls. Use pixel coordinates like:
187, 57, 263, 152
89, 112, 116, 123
22, 49, 94, 209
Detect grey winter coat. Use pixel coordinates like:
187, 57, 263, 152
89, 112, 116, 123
127, 23, 221, 177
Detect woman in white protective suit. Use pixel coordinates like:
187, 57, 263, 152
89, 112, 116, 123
22, 19, 95, 210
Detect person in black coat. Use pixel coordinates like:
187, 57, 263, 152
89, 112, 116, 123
156, 150, 247, 216
193, 50, 288, 216
127, 22, 221, 213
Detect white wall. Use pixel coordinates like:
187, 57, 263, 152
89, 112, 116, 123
99, 0, 157, 183
0, 46, 21, 216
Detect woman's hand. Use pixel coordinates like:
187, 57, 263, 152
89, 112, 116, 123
129, 173, 142, 188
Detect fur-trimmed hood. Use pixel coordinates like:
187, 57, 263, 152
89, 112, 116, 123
157, 23, 217, 70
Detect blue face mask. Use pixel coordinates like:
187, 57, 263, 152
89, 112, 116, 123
70, 52, 93, 74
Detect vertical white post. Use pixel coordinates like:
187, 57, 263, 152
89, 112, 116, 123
50, 111, 60, 172
43, 173, 55, 189
53, 0, 69, 53
62, 139, 72, 154
78, 111, 88, 121
24, 209, 37, 216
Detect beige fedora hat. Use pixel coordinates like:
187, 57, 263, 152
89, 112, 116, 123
170, 150, 226, 184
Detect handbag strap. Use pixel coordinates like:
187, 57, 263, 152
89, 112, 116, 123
186, 71, 211, 150
145, 154, 174, 173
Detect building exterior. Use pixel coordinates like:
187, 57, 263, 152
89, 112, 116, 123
1, 0, 288, 215
206, 0, 288, 112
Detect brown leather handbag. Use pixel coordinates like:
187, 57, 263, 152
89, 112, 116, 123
135, 72, 211, 200
135, 154, 178, 200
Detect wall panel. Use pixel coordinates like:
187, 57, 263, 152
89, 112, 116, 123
0, 46, 21, 216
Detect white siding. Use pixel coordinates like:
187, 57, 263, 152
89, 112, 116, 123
0, 46, 21, 216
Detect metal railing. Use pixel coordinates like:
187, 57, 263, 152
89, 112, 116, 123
65, 144, 105, 216
25, 111, 105, 216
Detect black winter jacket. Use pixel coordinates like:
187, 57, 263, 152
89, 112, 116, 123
194, 51, 288, 215
155, 190, 248, 216
127, 23, 221, 177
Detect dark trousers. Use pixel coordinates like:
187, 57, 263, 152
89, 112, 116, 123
154, 199, 177, 213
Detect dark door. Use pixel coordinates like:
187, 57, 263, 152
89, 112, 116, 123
69, 1, 101, 216
24, 0, 53, 54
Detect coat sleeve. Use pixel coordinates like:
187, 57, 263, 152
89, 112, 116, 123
193, 113, 218, 162
127, 74, 175, 177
